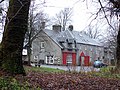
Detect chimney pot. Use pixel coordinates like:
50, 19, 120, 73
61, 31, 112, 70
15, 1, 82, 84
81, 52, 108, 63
41, 22, 45, 30
52, 25, 61, 32
68, 25, 73, 31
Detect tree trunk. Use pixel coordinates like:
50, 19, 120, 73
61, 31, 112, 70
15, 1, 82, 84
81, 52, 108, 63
27, 18, 33, 66
0, 0, 31, 75
116, 23, 120, 72
27, 42, 32, 66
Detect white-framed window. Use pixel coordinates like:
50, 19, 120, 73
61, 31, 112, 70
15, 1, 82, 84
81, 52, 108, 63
41, 42, 45, 49
45, 55, 54, 64
22, 49, 27, 55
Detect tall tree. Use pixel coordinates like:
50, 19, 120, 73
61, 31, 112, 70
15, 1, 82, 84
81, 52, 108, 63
109, 0, 120, 71
106, 22, 118, 51
96, 0, 120, 71
0, 0, 31, 75
54, 8, 73, 31
83, 0, 120, 71
25, 0, 49, 66
102, 22, 119, 65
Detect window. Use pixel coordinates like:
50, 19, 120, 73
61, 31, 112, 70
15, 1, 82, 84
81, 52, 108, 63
41, 42, 45, 49
34, 56, 38, 60
46, 55, 54, 64
22, 49, 27, 55
46, 56, 49, 63
68, 43, 72, 48
67, 54, 72, 64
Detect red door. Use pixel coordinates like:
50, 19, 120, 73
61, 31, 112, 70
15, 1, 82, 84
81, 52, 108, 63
62, 52, 76, 65
84, 56, 90, 66
80, 52, 90, 66
80, 52, 85, 65
72, 53, 76, 65
62, 52, 67, 65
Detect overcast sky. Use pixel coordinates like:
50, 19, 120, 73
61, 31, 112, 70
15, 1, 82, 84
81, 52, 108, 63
0, 0, 108, 41
35, 0, 101, 31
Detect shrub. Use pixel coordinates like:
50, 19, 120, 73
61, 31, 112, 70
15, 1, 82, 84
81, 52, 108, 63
0, 77, 41, 90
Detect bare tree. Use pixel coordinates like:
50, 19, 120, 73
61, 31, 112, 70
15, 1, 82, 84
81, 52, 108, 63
83, 23, 103, 39
54, 8, 73, 31
107, 22, 118, 48
99, 0, 120, 72
107, 0, 120, 72
102, 21, 119, 65
90, 0, 120, 72
24, 0, 50, 66
80, 0, 120, 72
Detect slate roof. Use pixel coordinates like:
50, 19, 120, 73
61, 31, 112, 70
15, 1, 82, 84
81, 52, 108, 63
43, 29, 103, 48
43, 29, 63, 48
72, 31, 101, 46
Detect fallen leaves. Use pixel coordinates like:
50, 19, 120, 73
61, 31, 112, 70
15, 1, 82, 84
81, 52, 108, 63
25, 72, 120, 90
1, 67, 120, 90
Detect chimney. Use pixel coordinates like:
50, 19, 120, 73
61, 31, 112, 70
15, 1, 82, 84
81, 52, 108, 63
41, 21, 45, 30
52, 25, 61, 32
68, 25, 73, 31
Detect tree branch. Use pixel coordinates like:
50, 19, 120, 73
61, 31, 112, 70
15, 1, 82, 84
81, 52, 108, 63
0, 0, 4, 3
98, 0, 115, 30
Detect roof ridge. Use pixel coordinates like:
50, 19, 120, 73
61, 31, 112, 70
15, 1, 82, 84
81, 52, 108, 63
43, 29, 103, 47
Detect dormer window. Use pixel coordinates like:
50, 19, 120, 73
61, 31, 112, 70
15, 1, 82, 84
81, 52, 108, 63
68, 43, 72, 47
67, 39, 74, 44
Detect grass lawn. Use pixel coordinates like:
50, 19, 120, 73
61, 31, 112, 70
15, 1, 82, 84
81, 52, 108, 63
86, 66, 120, 79
24, 65, 65, 73
1, 66, 120, 90
24, 65, 120, 79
